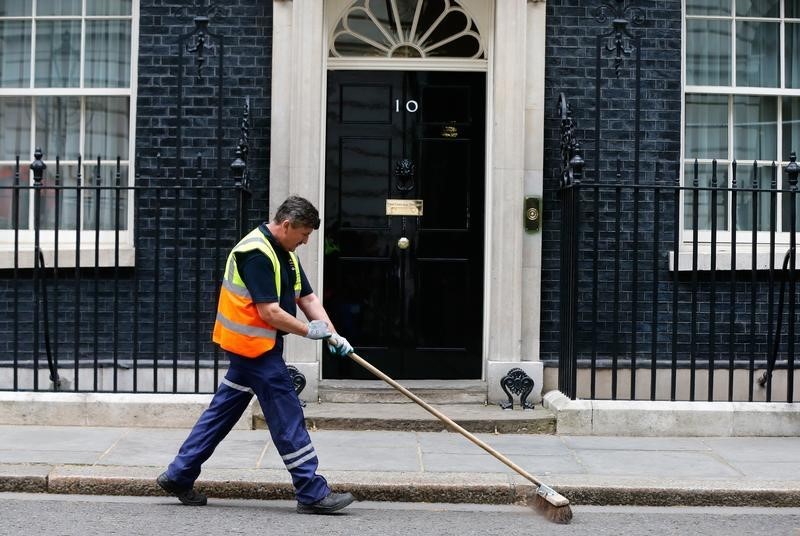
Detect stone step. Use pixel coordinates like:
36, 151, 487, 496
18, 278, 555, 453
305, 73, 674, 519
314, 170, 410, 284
253, 402, 556, 434
317, 380, 489, 404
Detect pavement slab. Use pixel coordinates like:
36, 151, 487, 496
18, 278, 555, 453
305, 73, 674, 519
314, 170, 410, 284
0, 425, 798, 508
0, 425, 126, 452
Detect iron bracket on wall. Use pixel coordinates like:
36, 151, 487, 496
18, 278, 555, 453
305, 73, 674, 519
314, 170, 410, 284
499, 368, 535, 410
594, 0, 644, 77
186, 16, 213, 79
184, 1, 224, 79
176, 0, 225, 179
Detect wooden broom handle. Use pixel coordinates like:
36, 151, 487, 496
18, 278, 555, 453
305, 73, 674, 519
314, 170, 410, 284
347, 351, 544, 488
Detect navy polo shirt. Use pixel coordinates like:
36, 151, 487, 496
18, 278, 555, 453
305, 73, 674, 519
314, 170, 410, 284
235, 223, 313, 336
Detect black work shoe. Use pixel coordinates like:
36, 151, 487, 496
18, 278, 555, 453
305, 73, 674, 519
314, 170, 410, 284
157, 472, 207, 506
296, 492, 355, 515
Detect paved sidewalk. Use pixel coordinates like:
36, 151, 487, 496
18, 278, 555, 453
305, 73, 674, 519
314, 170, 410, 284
1, 424, 799, 507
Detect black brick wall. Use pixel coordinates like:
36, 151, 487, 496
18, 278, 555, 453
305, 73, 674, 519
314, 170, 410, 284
136, 0, 273, 202
541, 1, 684, 364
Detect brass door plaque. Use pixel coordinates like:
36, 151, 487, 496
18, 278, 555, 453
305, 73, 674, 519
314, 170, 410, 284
386, 199, 423, 216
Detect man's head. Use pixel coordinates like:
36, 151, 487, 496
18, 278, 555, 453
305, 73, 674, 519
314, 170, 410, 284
268, 195, 321, 251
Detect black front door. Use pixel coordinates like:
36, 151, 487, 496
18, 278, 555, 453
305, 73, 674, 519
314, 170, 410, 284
323, 70, 485, 380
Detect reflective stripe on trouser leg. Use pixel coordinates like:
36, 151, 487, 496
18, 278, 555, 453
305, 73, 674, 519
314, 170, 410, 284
228, 352, 330, 504
165, 373, 253, 489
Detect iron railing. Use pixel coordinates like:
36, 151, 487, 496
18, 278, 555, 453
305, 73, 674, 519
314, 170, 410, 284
0, 104, 253, 394
558, 97, 800, 403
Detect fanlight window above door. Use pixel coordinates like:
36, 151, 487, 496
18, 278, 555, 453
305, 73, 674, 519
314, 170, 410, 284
330, 0, 485, 59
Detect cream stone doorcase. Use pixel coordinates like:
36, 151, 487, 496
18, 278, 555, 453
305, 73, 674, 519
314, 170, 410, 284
270, 0, 547, 405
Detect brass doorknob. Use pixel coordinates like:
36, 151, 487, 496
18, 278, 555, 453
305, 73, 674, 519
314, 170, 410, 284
397, 237, 410, 249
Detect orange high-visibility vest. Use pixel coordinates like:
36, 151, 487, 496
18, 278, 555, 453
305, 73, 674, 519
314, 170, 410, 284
212, 227, 302, 357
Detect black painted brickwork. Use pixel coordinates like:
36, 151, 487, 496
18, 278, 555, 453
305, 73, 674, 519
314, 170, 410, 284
136, 0, 273, 208
541, 1, 683, 364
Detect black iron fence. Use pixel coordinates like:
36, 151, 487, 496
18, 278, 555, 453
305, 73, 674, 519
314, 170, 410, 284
558, 99, 800, 403
0, 108, 253, 394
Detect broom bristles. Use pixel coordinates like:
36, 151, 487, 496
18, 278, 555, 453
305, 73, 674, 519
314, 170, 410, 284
529, 485, 573, 524
531, 494, 573, 524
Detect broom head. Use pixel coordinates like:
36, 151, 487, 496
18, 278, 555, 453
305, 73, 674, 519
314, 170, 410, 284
529, 483, 573, 524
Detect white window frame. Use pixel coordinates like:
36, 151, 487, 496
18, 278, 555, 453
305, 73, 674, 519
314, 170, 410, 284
0, 0, 139, 269
680, 0, 800, 267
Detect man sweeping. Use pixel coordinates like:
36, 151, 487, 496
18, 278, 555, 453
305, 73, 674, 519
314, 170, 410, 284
158, 195, 355, 514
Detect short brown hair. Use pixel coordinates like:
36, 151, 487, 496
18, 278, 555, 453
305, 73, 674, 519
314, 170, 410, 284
273, 195, 321, 229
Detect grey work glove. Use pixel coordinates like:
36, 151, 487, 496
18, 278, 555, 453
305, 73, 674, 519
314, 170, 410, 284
327, 333, 354, 357
305, 320, 332, 340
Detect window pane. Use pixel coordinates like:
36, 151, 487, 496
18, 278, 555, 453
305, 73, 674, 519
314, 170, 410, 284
423, 34, 481, 58
0, 0, 31, 16
736, 21, 779, 87
420, 12, 481, 58
684, 163, 729, 230
331, 12, 391, 57
734, 162, 774, 231
83, 165, 128, 231
40, 164, 77, 230
87, 0, 132, 16
36, 0, 80, 16
686, 0, 731, 16
35, 97, 80, 160
734, 96, 777, 161
735, 0, 779, 17
788, 1, 800, 18
686, 19, 731, 85
86, 97, 129, 159
34, 21, 81, 88
332, 31, 383, 57
0, 97, 31, 159
85, 20, 131, 88
0, 164, 30, 230
0, 21, 31, 87
784, 97, 800, 161
787, 23, 800, 89
685, 94, 728, 159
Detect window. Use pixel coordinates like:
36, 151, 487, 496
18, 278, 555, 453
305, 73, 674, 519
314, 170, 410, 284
683, 0, 800, 240
0, 0, 136, 266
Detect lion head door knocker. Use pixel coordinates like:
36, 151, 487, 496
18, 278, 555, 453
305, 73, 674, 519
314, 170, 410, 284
394, 158, 416, 192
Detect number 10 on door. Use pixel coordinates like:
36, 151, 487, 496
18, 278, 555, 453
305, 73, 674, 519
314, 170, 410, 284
395, 99, 418, 113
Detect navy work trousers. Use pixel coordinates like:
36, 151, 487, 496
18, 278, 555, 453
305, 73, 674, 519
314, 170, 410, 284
165, 339, 330, 504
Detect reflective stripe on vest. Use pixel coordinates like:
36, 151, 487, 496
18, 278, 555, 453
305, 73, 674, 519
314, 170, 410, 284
212, 227, 302, 357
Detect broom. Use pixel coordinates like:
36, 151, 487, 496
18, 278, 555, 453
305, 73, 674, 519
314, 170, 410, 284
342, 348, 573, 524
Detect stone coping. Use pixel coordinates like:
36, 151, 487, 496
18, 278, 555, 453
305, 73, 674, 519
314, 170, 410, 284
0, 392, 253, 430
2, 391, 799, 436
542, 390, 800, 437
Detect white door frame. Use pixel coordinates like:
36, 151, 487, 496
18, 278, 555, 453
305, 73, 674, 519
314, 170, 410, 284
269, 0, 547, 405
